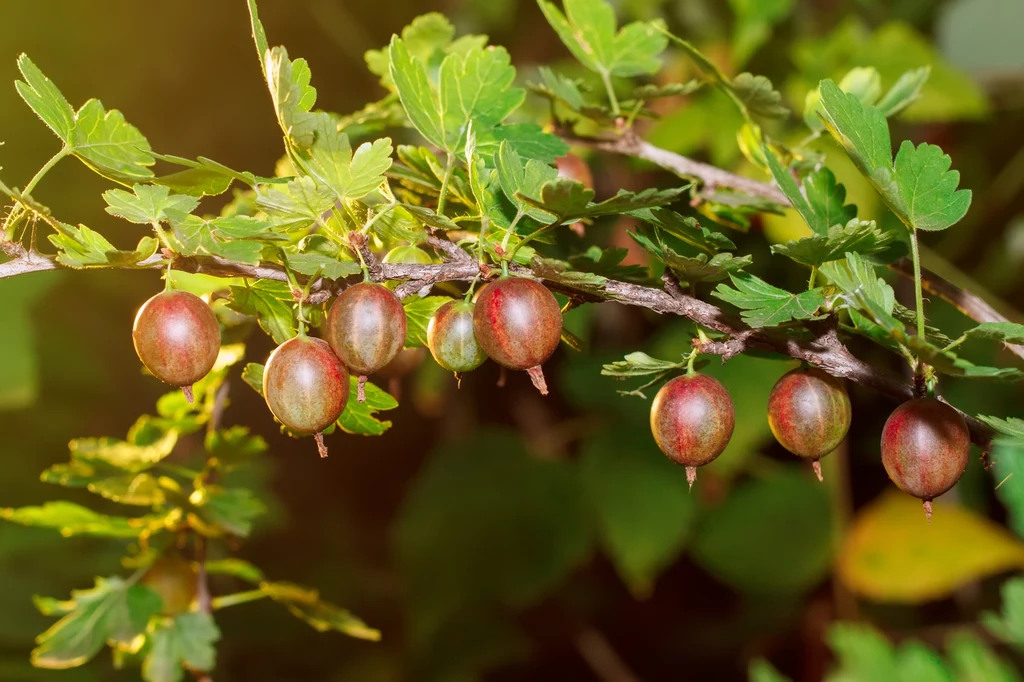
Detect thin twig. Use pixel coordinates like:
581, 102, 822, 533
0, 246, 997, 449
890, 257, 1024, 361
561, 129, 789, 205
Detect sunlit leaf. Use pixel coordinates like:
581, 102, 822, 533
837, 491, 1024, 603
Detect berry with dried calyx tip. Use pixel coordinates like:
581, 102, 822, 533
473, 277, 562, 395
428, 299, 487, 377
132, 290, 221, 403
326, 282, 407, 402
263, 335, 349, 458
767, 366, 851, 482
881, 397, 970, 522
650, 373, 735, 489
141, 554, 198, 615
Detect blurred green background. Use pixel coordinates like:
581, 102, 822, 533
3, 0, 1024, 680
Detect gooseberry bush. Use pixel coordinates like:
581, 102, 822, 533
2, 0, 1024, 680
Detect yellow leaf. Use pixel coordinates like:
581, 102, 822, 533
838, 491, 1024, 604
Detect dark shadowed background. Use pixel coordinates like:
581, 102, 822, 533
3, 0, 1024, 680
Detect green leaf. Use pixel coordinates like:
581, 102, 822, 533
628, 208, 736, 254
193, 486, 266, 538
817, 79, 894, 184
496, 141, 559, 222
389, 37, 525, 154
819, 252, 895, 315
771, 219, 901, 267
876, 66, 931, 117
520, 180, 685, 222
731, 72, 789, 118
258, 582, 380, 640
477, 123, 569, 164
979, 416, 1024, 440
712, 273, 827, 327
16, 55, 155, 182
301, 114, 393, 201
537, 0, 667, 78
103, 184, 200, 224
579, 428, 698, 595
205, 426, 268, 471
601, 352, 685, 378
205, 558, 265, 584
142, 613, 220, 682
286, 252, 361, 281
983, 576, 1024, 650
395, 429, 592, 640
264, 47, 318, 148
241, 362, 265, 397
964, 322, 1024, 345
227, 280, 297, 345
15, 54, 75, 139
256, 176, 335, 230
151, 153, 277, 195
764, 149, 857, 235
70, 99, 155, 182
946, 632, 1020, 682
990, 436, 1024, 539
403, 296, 451, 347
32, 577, 162, 669
630, 229, 751, 283
164, 212, 267, 267
817, 79, 971, 233
825, 624, 953, 682
364, 13, 486, 90
892, 140, 972, 231
68, 428, 179, 473
0, 501, 158, 538
336, 376, 399, 436
692, 468, 833, 594
531, 256, 609, 294
48, 222, 159, 269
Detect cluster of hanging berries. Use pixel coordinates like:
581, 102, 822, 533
130, 276, 563, 457
650, 366, 970, 520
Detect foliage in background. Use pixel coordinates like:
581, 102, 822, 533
2, 0, 1024, 680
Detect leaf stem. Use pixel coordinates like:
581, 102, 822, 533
2, 146, 70, 240
600, 70, 620, 118
499, 210, 525, 254
437, 153, 455, 217
507, 218, 562, 260
909, 229, 926, 339
211, 589, 267, 610
25, 147, 70, 197
808, 266, 817, 291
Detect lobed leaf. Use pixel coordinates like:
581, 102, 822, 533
49, 223, 159, 269
336, 376, 399, 436
892, 141, 972, 231
32, 577, 161, 670
103, 184, 199, 224
537, 0, 667, 78
712, 273, 827, 327
15, 54, 75, 140
403, 296, 451, 347
258, 581, 380, 640
142, 613, 220, 682
771, 219, 902, 267
0, 501, 159, 538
